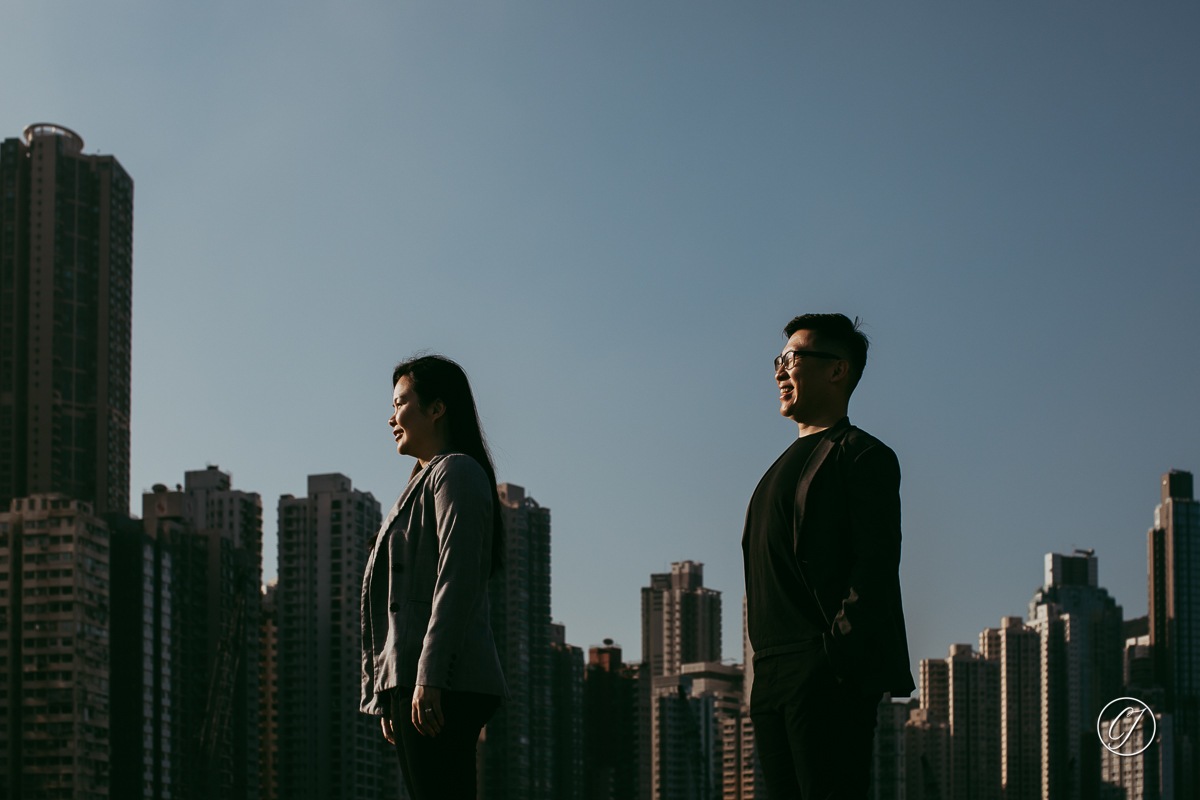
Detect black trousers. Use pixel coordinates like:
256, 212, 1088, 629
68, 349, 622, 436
388, 686, 500, 800
750, 649, 882, 800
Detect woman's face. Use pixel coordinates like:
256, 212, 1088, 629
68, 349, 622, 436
389, 375, 443, 461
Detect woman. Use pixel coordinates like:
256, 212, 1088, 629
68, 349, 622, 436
361, 354, 510, 800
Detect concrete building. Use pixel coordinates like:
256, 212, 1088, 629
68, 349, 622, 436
650, 661, 741, 800
108, 511, 173, 800
869, 695, 913, 800
259, 580, 279, 800
276, 473, 384, 800
135, 470, 263, 800
905, 707, 950, 800
979, 617, 1041, 800
642, 561, 721, 679
1027, 604, 1081, 800
721, 708, 765, 800
0, 494, 112, 799
1149, 469, 1200, 796
583, 640, 643, 800
919, 644, 1001, 800
551, 622, 585, 800
1099, 707, 1174, 799
1029, 549, 1123, 799
0, 124, 133, 517
484, 482, 554, 800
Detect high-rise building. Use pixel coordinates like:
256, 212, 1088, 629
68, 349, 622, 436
721, 707, 765, 800
920, 644, 1000, 800
276, 473, 383, 800
259, 579, 279, 800
550, 622, 585, 800
485, 482, 553, 800
650, 661, 741, 800
641, 562, 721, 679
741, 596, 753, 706
583, 640, 642, 800
1099, 707, 1174, 799
135, 469, 263, 800
1029, 549, 1123, 798
1, 493, 112, 799
1027, 604, 1081, 800
0, 124, 133, 517
905, 707, 950, 800
1149, 469, 1200, 795
869, 695, 913, 800
109, 510, 174, 800
979, 616, 1040, 800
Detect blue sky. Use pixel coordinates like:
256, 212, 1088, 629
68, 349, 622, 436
3, 2, 1198, 676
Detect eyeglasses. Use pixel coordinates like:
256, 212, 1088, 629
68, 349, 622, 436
773, 350, 846, 371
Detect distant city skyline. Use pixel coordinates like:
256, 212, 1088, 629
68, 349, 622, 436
2, 3, 1198, 670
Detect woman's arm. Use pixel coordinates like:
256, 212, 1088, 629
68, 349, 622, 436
416, 455, 492, 690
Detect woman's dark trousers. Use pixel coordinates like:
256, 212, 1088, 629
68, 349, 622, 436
750, 650, 883, 800
389, 687, 500, 800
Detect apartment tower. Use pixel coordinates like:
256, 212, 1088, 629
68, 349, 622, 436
129, 468, 264, 800
641, 561, 721, 679
582, 640, 642, 800
979, 617, 1041, 800
550, 622, 585, 800
1149, 469, 1200, 796
484, 482, 554, 800
1, 494, 112, 799
276, 473, 383, 800
0, 124, 132, 517
1028, 549, 1123, 798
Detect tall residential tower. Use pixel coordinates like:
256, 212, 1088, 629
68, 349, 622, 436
0, 124, 133, 517
276, 473, 384, 800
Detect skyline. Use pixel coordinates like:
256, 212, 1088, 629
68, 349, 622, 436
2, 2, 1198, 672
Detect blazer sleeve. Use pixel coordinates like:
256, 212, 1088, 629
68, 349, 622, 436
828, 442, 903, 657
416, 455, 492, 689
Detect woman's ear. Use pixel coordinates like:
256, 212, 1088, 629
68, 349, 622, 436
428, 398, 448, 423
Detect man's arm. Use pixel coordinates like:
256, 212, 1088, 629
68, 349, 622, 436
827, 442, 902, 659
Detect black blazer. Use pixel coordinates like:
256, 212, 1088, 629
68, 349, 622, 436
779, 417, 915, 697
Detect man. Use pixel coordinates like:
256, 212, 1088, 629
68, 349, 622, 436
742, 313, 915, 799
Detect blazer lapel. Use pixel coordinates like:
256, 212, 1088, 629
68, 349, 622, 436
792, 417, 853, 553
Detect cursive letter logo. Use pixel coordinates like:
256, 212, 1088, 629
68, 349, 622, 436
1097, 697, 1156, 757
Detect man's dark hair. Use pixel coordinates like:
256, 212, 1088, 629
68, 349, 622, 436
783, 313, 870, 395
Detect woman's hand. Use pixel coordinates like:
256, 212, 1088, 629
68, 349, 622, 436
412, 685, 444, 737
381, 716, 396, 744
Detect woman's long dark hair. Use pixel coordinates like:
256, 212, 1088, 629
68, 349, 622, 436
393, 355, 505, 576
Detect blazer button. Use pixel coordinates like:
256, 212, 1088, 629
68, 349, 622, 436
389, 603, 398, 612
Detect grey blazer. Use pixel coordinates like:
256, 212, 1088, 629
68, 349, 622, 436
360, 452, 509, 716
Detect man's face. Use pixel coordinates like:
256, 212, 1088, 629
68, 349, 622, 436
775, 329, 848, 421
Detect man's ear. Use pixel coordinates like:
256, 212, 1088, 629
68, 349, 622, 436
830, 359, 851, 384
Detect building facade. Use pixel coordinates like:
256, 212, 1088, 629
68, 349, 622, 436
108, 512, 173, 800
869, 695, 912, 800
259, 580, 278, 800
550, 623, 585, 800
276, 473, 383, 800
650, 662, 741, 800
0, 124, 132, 517
979, 616, 1041, 800
641, 562, 721, 679
1149, 469, 1200, 796
1029, 549, 1123, 799
133, 469, 263, 800
484, 483, 553, 800
583, 640, 644, 800
1, 494, 112, 800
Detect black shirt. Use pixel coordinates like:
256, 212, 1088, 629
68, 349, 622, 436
743, 429, 833, 655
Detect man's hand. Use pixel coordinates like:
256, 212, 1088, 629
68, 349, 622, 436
381, 716, 396, 744
412, 685, 444, 737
